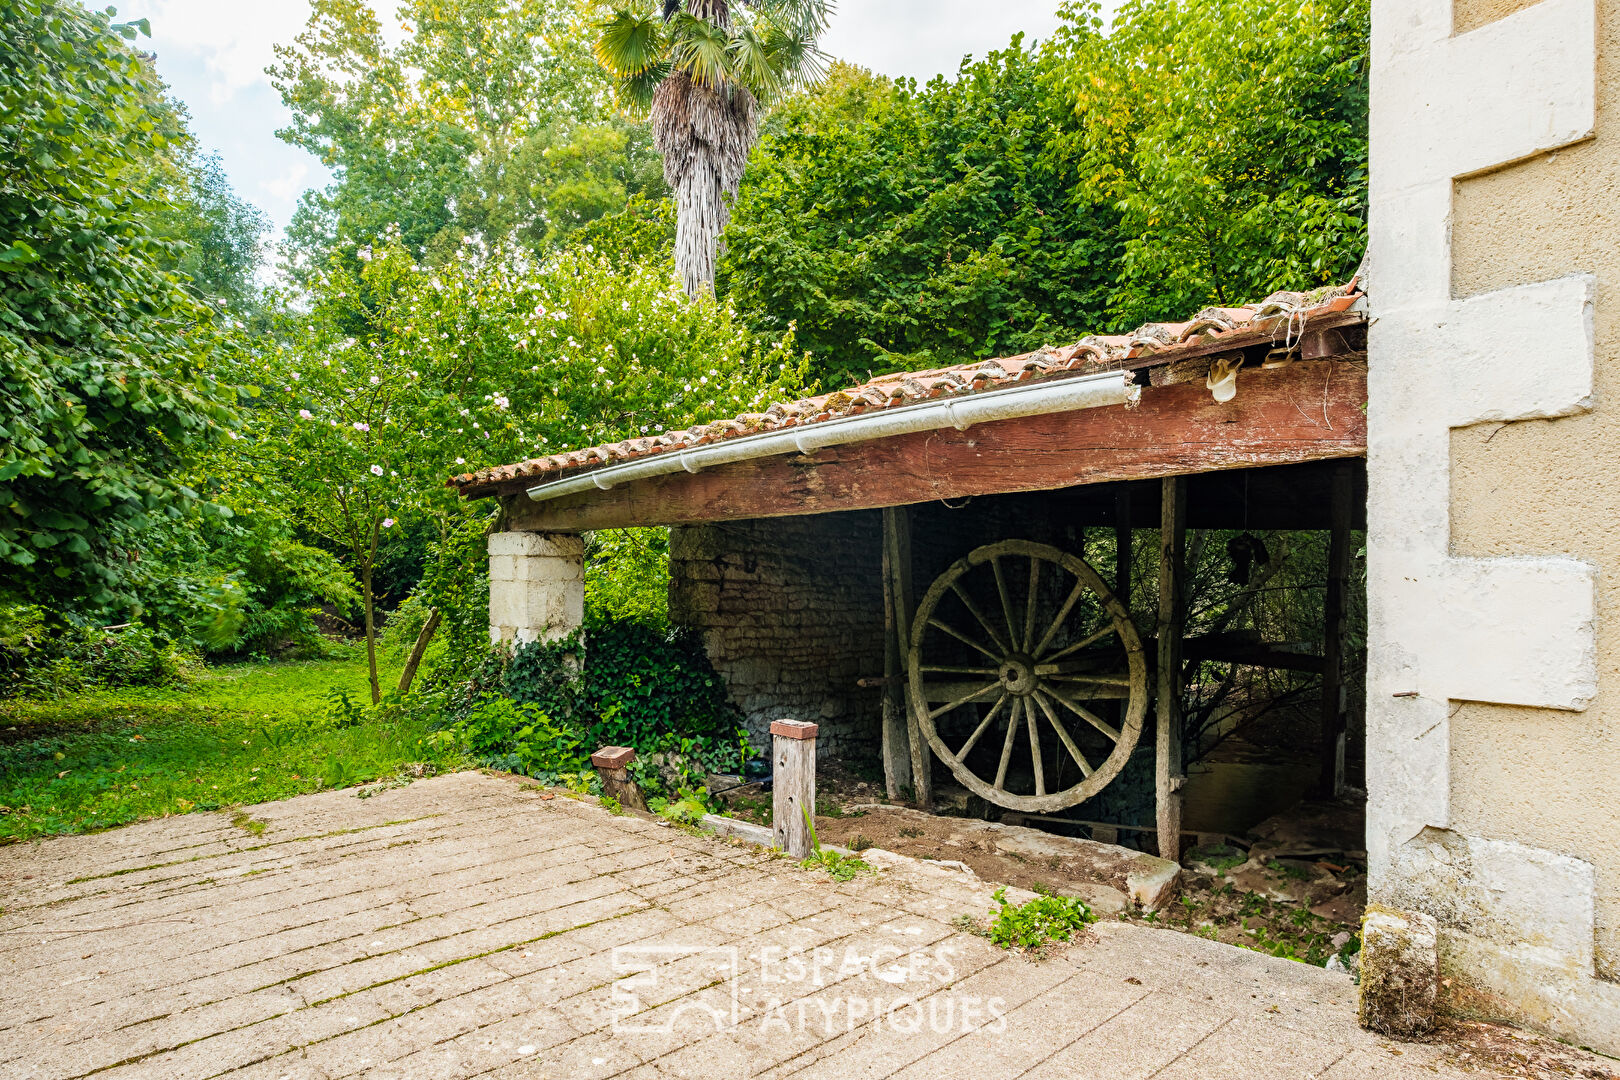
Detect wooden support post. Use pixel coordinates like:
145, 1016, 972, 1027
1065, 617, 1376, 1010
591, 746, 647, 812
1114, 486, 1133, 607
883, 506, 931, 809
1317, 460, 1355, 798
880, 508, 915, 802
771, 720, 818, 857
1156, 476, 1187, 864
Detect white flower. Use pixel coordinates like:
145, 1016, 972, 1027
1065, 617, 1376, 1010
493, 395, 509, 410
369, 375, 380, 385
354, 422, 370, 431
299, 409, 313, 419
455, 457, 465, 464
370, 464, 384, 476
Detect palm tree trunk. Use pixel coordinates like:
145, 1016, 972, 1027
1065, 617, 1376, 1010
654, 71, 757, 295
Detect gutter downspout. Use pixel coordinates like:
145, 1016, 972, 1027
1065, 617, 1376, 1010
525, 369, 1138, 504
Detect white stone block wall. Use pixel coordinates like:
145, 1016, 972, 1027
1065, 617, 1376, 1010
1367, 0, 1620, 1051
488, 531, 585, 645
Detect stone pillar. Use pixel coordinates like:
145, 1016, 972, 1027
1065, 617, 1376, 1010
488, 531, 584, 645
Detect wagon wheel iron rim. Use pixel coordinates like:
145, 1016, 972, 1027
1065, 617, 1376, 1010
906, 539, 1148, 813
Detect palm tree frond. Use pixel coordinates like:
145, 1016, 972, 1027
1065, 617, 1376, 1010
668, 13, 735, 90
728, 26, 785, 103
750, 0, 834, 36
760, 23, 829, 91
617, 61, 672, 115
595, 8, 668, 78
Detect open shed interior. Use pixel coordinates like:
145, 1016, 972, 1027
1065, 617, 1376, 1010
670, 457, 1368, 858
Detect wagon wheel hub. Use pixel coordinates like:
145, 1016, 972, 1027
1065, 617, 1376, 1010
997, 655, 1039, 696
907, 539, 1149, 813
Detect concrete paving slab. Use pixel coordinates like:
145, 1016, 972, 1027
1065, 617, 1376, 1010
0, 771, 1607, 1080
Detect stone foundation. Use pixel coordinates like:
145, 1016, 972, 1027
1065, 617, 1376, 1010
1359, 905, 1439, 1038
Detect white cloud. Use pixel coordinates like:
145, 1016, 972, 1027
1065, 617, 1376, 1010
819, 0, 1074, 82
139, 0, 315, 104
261, 161, 311, 204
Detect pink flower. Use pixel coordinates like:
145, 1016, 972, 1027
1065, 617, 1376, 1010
353, 422, 369, 431
382, 518, 395, 528
370, 464, 384, 476
299, 409, 312, 419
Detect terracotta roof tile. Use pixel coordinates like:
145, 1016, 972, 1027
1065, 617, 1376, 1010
450, 278, 1365, 496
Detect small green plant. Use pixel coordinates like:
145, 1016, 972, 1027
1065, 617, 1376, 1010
898, 825, 923, 839
798, 805, 870, 883
982, 887, 1095, 953
657, 790, 709, 827
230, 811, 268, 836
600, 795, 624, 815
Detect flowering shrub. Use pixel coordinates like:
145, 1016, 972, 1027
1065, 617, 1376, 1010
225, 237, 809, 698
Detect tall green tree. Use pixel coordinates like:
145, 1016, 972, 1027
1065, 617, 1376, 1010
0, 1, 241, 609
719, 52, 1121, 387
593, 0, 832, 295
1046, 0, 1369, 327
270, 0, 655, 272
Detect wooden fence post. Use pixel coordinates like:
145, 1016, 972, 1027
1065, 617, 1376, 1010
880, 508, 914, 802
771, 720, 818, 857
591, 746, 647, 812
1317, 460, 1355, 798
1156, 476, 1187, 864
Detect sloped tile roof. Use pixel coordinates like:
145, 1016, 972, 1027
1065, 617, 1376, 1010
451, 281, 1364, 498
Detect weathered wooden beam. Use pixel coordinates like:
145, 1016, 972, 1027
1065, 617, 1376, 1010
882, 507, 931, 810
1156, 477, 1187, 864
1316, 459, 1355, 797
880, 507, 915, 802
501, 361, 1367, 532
771, 720, 818, 858
1114, 486, 1133, 608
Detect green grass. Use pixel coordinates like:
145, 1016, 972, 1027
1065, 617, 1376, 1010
0, 644, 467, 844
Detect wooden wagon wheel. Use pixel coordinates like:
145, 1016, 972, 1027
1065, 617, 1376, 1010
906, 539, 1148, 813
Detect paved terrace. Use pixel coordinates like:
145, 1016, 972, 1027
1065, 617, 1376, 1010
0, 772, 1578, 1080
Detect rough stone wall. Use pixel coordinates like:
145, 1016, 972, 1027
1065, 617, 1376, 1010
1368, 0, 1620, 1050
668, 513, 885, 760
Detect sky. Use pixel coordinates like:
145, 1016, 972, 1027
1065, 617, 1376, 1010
133, 1, 1076, 240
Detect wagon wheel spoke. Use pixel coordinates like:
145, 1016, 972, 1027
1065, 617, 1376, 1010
1032, 689, 1093, 778
1039, 622, 1118, 665
927, 618, 1004, 664
1025, 697, 1046, 796
950, 583, 1011, 655
1040, 681, 1124, 742
991, 557, 1018, 649
927, 682, 1000, 720
920, 665, 1001, 676
1022, 557, 1041, 651
993, 699, 1021, 791
956, 693, 1010, 762
1032, 579, 1089, 658
1044, 673, 1134, 688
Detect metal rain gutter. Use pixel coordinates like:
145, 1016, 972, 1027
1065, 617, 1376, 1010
524, 369, 1139, 504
